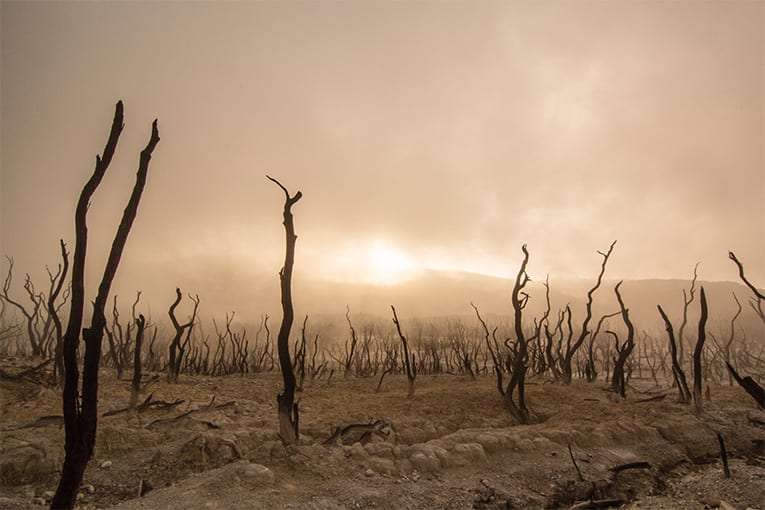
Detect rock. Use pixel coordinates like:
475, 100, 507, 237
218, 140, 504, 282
367, 456, 397, 475
450, 443, 487, 466
100, 460, 113, 469
0, 439, 60, 484
392, 445, 411, 459
84, 484, 95, 494
31, 497, 45, 506
42, 491, 54, 501
409, 451, 439, 473
475, 433, 500, 453
364, 468, 375, 477
237, 461, 274, 480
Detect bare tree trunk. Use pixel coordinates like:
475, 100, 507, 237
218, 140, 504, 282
657, 305, 691, 403
505, 244, 532, 423
130, 314, 146, 409
52, 102, 159, 509
268, 176, 302, 445
693, 287, 708, 414
344, 306, 358, 377
49, 240, 69, 386
167, 288, 199, 382
391, 305, 416, 398
610, 282, 635, 398
728, 251, 765, 322
561, 241, 616, 384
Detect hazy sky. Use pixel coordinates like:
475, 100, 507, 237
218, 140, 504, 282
1, 1, 763, 314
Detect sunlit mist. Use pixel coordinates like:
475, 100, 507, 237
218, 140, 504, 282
1, 0, 763, 316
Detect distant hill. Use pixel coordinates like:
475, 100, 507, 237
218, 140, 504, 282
288, 270, 764, 337
113, 263, 764, 339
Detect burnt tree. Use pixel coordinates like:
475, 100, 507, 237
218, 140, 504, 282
130, 313, 146, 409
505, 244, 533, 423
610, 281, 635, 398
52, 101, 159, 509
167, 288, 200, 383
560, 241, 616, 384
692, 286, 708, 414
729, 251, 765, 323
268, 175, 302, 445
344, 306, 358, 377
657, 304, 692, 403
49, 241, 70, 386
391, 305, 417, 398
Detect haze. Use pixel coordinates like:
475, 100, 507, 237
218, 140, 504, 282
1, 1, 763, 317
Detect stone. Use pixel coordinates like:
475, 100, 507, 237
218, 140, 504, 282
0, 440, 60, 484
367, 456, 397, 476
100, 460, 113, 469
409, 451, 439, 473
238, 461, 274, 480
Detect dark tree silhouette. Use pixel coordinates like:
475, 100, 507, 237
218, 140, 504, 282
268, 175, 302, 445
1, 258, 44, 356
131, 313, 146, 409
560, 241, 616, 384
505, 244, 533, 423
610, 281, 635, 398
729, 251, 765, 322
391, 305, 417, 398
167, 288, 200, 383
657, 305, 692, 403
49, 240, 70, 386
692, 287, 708, 414
52, 101, 159, 509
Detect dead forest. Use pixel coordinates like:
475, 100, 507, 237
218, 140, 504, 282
1, 102, 763, 510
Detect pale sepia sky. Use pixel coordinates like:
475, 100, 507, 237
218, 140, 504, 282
1, 1, 763, 314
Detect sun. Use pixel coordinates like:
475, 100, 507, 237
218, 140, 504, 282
365, 239, 421, 285
313, 237, 422, 285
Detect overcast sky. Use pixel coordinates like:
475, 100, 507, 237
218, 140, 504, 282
1, 1, 763, 314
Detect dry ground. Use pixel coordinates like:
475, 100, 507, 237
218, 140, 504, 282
1, 357, 763, 509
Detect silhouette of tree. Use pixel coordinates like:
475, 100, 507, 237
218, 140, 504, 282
52, 101, 159, 509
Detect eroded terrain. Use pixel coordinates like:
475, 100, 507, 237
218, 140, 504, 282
1, 358, 763, 509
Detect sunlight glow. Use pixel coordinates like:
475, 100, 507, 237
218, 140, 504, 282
365, 239, 421, 285
317, 238, 423, 285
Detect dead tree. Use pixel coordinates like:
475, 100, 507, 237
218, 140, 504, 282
729, 251, 765, 322
52, 101, 160, 509
504, 244, 534, 423
1, 258, 44, 356
268, 175, 302, 445
104, 296, 126, 379
585, 311, 620, 383
391, 305, 416, 398
130, 314, 146, 409
344, 306, 358, 377
48, 241, 70, 386
610, 281, 635, 398
560, 241, 616, 384
693, 286, 708, 414
726, 362, 764, 408
710, 292, 742, 385
472, 302, 504, 395
657, 305, 691, 403
677, 263, 699, 364
167, 288, 199, 383
294, 315, 308, 390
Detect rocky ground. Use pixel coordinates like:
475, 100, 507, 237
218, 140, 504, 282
1, 357, 763, 509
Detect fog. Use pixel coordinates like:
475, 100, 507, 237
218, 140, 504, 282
1, 1, 763, 317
